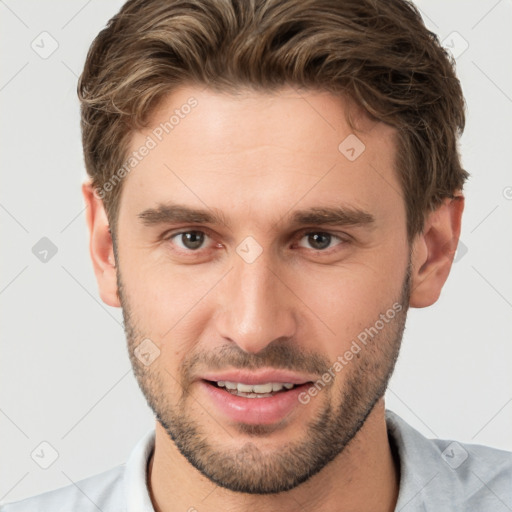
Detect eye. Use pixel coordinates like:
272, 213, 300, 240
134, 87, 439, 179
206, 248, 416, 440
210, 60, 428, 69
162, 229, 348, 255
166, 230, 211, 251
297, 231, 345, 251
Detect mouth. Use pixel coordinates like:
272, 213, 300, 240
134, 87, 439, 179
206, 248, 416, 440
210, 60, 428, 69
198, 374, 315, 425
204, 379, 306, 398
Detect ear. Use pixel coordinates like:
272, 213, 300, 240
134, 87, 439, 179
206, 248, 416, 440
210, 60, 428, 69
82, 181, 121, 308
409, 194, 465, 308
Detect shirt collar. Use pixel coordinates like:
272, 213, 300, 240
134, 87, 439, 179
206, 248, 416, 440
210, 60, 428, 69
124, 428, 156, 512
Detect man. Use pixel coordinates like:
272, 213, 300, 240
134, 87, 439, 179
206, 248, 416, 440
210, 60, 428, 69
2, 0, 511, 510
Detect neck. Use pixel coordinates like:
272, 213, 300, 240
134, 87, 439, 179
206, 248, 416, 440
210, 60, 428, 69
148, 400, 399, 512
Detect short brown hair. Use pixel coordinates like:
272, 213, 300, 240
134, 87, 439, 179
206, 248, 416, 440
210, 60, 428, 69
78, 0, 468, 241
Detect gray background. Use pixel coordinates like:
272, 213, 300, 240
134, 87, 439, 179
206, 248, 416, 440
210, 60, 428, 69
1, 0, 511, 504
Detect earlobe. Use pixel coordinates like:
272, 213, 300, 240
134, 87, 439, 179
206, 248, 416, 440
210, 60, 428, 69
409, 195, 465, 308
82, 181, 121, 308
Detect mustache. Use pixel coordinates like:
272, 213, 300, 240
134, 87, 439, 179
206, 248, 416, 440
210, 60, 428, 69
181, 339, 330, 382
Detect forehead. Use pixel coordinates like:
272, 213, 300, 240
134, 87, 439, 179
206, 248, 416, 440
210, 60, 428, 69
142, 85, 380, 157
119, 85, 401, 228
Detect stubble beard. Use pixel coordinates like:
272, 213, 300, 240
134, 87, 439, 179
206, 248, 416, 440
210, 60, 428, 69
118, 262, 410, 494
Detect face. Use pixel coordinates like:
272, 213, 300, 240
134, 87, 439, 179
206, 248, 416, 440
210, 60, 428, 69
114, 86, 411, 493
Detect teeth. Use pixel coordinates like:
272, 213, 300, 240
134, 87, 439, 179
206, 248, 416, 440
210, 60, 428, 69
215, 381, 297, 394
253, 383, 273, 393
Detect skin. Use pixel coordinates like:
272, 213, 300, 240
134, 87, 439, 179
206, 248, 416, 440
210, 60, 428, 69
83, 86, 464, 512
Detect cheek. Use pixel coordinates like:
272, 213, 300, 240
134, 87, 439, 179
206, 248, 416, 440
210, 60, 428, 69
122, 251, 214, 319
292, 259, 406, 352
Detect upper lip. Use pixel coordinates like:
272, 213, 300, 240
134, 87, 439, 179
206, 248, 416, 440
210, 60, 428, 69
199, 369, 316, 385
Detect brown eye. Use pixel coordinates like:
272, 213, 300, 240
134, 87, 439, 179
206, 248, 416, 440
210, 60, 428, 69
170, 231, 207, 250
298, 232, 343, 251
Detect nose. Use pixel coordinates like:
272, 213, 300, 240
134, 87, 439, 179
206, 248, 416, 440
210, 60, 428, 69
215, 250, 297, 354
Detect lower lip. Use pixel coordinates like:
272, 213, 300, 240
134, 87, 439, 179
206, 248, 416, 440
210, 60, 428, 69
199, 380, 311, 425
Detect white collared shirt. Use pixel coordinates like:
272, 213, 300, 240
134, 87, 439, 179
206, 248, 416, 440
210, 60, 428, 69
2, 410, 511, 511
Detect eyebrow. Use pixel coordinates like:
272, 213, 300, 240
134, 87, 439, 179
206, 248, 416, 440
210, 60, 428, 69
137, 203, 375, 229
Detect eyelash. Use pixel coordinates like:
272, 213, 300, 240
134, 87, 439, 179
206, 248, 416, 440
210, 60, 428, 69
162, 228, 349, 255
